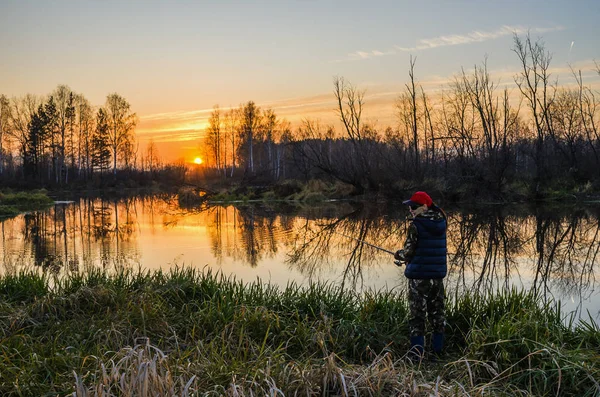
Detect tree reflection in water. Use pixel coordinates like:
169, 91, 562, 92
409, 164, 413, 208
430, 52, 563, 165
1, 197, 598, 319
3, 196, 142, 274
446, 206, 599, 303
286, 203, 403, 288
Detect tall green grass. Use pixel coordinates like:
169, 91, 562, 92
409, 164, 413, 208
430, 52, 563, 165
0, 267, 598, 396
0, 190, 54, 217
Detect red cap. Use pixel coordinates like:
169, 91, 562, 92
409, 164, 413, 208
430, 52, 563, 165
403, 191, 433, 207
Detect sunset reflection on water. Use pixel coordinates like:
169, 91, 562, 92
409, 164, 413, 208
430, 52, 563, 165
1, 196, 599, 323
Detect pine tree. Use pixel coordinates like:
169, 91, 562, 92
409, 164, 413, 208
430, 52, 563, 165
25, 105, 46, 179
92, 108, 111, 175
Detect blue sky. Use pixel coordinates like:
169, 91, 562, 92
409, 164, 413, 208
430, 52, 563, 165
1, 0, 599, 160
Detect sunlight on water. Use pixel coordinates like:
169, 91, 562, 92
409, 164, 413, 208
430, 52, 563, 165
1, 195, 599, 323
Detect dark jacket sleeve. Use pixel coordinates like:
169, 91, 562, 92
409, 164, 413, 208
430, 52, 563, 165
396, 223, 418, 262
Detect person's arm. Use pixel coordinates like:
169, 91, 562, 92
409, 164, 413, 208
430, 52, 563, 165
395, 223, 418, 264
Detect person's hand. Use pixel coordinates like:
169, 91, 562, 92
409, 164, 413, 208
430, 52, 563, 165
394, 249, 404, 261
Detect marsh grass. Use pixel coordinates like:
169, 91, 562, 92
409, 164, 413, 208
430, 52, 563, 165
0, 190, 54, 217
0, 267, 598, 396
286, 179, 354, 202
177, 187, 208, 206
206, 180, 356, 204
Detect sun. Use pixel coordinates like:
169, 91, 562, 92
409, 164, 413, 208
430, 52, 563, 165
194, 157, 203, 165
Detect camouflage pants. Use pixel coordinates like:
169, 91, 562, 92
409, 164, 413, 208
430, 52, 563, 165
408, 279, 445, 337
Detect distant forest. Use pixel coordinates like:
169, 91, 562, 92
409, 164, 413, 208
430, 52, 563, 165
1, 34, 599, 200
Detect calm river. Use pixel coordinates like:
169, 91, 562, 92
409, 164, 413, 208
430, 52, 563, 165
1, 195, 599, 324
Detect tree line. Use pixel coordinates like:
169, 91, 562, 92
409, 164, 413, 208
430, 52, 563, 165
0, 85, 140, 186
202, 102, 294, 180
201, 34, 600, 198
2, 34, 600, 198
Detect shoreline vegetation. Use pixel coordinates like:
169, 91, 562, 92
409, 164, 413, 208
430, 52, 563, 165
175, 178, 598, 207
177, 179, 357, 206
0, 268, 598, 395
0, 190, 54, 218
2, 173, 597, 210
0, 174, 594, 219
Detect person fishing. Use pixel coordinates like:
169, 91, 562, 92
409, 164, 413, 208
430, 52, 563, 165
394, 191, 447, 359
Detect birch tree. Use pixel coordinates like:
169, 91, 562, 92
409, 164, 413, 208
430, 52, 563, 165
104, 93, 137, 175
0, 95, 9, 175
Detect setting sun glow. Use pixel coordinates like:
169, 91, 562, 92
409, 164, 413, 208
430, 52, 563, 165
194, 157, 203, 165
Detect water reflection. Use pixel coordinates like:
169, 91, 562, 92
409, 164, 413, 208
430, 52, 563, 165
2, 197, 142, 273
446, 206, 599, 304
286, 204, 403, 288
0, 197, 598, 321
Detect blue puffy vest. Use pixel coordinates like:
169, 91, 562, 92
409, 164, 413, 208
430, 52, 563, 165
404, 216, 447, 279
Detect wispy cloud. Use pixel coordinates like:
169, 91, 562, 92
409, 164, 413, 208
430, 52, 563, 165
338, 25, 565, 62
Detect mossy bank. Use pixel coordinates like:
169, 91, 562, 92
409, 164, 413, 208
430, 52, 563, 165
0, 190, 55, 218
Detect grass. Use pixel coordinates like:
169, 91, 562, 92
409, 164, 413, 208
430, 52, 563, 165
0, 190, 55, 218
200, 179, 357, 204
0, 268, 598, 396
176, 186, 208, 206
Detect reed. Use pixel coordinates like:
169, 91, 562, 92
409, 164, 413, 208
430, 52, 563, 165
0, 267, 598, 396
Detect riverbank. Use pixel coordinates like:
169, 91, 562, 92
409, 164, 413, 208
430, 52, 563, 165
0, 190, 55, 218
177, 179, 357, 206
174, 177, 600, 209
4, 174, 599, 207
0, 268, 598, 395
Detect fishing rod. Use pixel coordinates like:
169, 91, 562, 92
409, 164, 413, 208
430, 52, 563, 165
334, 231, 404, 266
334, 231, 396, 256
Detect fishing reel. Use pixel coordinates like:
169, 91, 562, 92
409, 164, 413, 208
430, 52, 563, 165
394, 260, 403, 267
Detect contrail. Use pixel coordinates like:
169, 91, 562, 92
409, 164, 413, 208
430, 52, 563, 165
569, 41, 574, 59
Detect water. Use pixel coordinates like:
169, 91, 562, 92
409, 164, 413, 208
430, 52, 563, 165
1, 195, 599, 323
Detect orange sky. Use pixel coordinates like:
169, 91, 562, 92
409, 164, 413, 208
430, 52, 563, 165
136, 62, 600, 163
135, 87, 414, 163
2, 2, 599, 164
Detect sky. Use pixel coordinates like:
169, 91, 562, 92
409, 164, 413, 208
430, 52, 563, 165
1, 0, 599, 162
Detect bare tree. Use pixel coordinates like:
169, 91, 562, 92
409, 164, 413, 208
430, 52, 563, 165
572, 67, 600, 167
240, 101, 261, 174
334, 76, 380, 191
0, 95, 9, 175
121, 140, 137, 171
224, 107, 239, 177
8, 94, 41, 170
513, 33, 556, 187
394, 57, 426, 175
439, 79, 477, 175
461, 60, 521, 191
52, 85, 75, 184
276, 119, 291, 180
407, 57, 420, 172
263, 108, 278, 178
104, 93, 137, 176
294, 119, 334, 181
550, 88, 582, 170
75, 94, 94, 178
206, 105, 222, 173
334, 76, 364, 142
421, 87, 435, 168
146, 139, 159, 174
